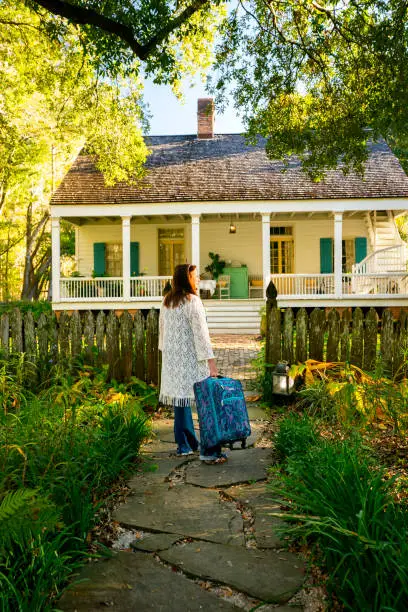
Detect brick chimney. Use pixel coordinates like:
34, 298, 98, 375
197, 98, 214, 139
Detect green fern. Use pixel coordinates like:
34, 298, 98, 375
0, 489, 59, 550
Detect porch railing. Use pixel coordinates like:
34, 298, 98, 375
270, 274, 335, 297
130, 276, 172, 298
352, 244, 408, 275
270, 273, 408, 297
60, 272, 408, 302
60, 276, 172, 301
60, 277, 123, 301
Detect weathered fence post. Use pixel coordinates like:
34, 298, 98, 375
309, 308, 325, 361
381, 309, 394, 373
70, 311, 82, 361
49, 313, 58, 366
265, 307, 281, 365
10, 308, 23, 354
326, 309, 340, 362
395, 310, 408, 378
106, 311, 120, 381
363, 308, 378, 372
340, 310, 351, 362
282, 308, 294, 363
120, 311, 133, 381
37, 312, 49, 376
295, 308, 308, 363
83, 311, 95, 364
133, 310, 145, 381
350, 307, 364, 368
95, 311, 106, 365
23, 311, 37, 385
58, 311, 70, 364
0, 313, 9, 357
146, 309, 159, 385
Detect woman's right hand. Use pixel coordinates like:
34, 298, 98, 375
208, 358, 218, 377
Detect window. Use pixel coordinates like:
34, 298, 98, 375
105, 244, 122, 276
270, 227, 294, 274
159, 228, 185, 276
342, 239, 355, 273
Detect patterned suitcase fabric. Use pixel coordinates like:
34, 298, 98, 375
193, 377, 251, 449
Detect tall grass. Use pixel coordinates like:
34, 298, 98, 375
0, 371, 152, 611
271, 415, 408, 611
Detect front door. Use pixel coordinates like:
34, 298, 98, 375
270, 227, 294, 274
158, 228, 185, 276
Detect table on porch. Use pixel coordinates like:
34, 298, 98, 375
199, 279, 217, 298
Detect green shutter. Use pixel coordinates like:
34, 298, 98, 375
130, 242, 140, 276
93, 243, 106, 276
320, 238, 333, 273
355, 237, 367, 264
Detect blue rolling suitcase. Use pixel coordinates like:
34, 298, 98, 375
193, 376, 251, 450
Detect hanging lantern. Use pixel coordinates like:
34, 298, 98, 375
229, 218, 237, 234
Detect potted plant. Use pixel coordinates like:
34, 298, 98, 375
205, 252, 226, 280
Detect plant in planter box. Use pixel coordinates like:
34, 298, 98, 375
205, 252, 226, 280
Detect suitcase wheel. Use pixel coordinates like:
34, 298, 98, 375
228, 442, 234, 450
241, 438, 246, 449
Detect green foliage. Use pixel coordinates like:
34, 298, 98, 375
274, 413, 319, 461
297, 379, 338, 422
0, 363, 152, 610
212, 0, 408, 177
204, 251, 226, 280
0, 301, 52, 317
271, 415, 408, 610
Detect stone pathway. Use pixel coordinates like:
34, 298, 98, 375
59, 404, 306, 612
211, 335, 261, 390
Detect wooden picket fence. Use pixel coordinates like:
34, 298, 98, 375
265, 307, 408, 375
0, 308, 160, 385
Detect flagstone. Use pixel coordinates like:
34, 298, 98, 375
159, 541, 304, 603
113, 483, 244, 546
58, 551, 240, 611
185, 448, 272, 488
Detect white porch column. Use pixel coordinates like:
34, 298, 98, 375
191, 214, 200, 272
51, 217, 61, 303
122, 216, 131, 301
262, 214, 271, 299
334, 212, 343, 297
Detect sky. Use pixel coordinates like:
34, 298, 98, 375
142, 78, 244, 136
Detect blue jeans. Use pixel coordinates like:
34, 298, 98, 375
174, 406, 199, 454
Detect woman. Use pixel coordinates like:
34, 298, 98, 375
159, 264, 227, 464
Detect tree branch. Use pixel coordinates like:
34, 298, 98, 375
31, 0, 211, 60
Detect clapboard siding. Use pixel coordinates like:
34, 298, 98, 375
76, 217, 369, 277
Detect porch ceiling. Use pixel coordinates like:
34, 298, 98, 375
62, 210, 369, 226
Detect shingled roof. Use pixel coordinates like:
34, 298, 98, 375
51, 134, 408, 205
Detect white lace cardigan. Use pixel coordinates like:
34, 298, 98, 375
159, 294, 214, 407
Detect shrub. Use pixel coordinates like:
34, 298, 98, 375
270, 416, 408, 610
0, 390, 151, 610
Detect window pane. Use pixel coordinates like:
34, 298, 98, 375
106, 244, 122, 276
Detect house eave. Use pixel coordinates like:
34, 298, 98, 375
51, 197, 408, 219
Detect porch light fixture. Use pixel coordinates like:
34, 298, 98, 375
229, 218, 237, 234
272, 362, 295, 396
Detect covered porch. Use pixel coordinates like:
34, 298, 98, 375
51, 201, 408, 311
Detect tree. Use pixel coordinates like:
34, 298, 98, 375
0, 1, 150, 299
22, 0, 408, 177
212, 0, 408, 177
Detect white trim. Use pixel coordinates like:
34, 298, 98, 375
261, 214, 271, 299
51, 217, 61, 303
334, 212, 343, 297
51, 198, 408, 219
191, 214, 200, 272
122, 216, 131, 300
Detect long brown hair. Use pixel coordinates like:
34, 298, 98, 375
163, 264, 197, 308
